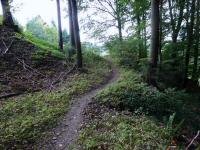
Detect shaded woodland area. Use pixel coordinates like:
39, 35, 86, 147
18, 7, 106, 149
0, 0, 200, 149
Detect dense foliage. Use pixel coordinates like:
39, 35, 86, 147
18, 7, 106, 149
26, 16, 69, 46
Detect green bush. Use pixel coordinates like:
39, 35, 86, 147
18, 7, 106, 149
95, 69, 189, 119
105, 37, 146, 67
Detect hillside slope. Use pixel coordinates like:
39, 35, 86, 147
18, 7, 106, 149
0, 26, 67, 99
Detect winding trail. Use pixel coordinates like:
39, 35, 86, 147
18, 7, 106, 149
38, 60, 119, 150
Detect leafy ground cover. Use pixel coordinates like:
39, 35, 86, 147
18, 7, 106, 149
0, 47, 111, 149
75, 102, 179, 150
76, 66, 200, 149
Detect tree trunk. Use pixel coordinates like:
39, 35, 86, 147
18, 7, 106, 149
159, 0, 163, 66
117, 18, 123, 41
184, 0, 196, 86
137, 14, 142, 58
143, 13, 147, 58
148, 0, 160, 86
150, 0, 159, 67
56, 0, 63, 51
68, 0, 76, 58
1, 0, 15, 28
70, 0, 83, 68
192, 0, 200, 80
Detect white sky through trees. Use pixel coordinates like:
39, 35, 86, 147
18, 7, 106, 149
0, 0, 119, 44
0, 0, 88, 42
0, 0, 67, 28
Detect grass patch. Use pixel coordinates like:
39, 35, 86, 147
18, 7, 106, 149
0, 52, 111, 149
0, 15, 2, 25
77, 111, 175, 150
21, 32, 65, 59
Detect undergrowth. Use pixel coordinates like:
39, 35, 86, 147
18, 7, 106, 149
77, 112, 176, 150
76, 68, 195, 149
95, 69, 190, 120
0, 52, 111, 149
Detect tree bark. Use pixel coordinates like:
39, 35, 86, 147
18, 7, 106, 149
136, 14, 142, 58
192, 0, 200, 80
68, 0, 76, 58
150, 0, 160, 67
117, 17, 123, 41
148, 0, 160, 86
184, 0, 196, 86
1, 0, 15, 28
159, 0, 163, 65
115, 0, 123, 41
143, 13, 147, 58
56, 0, 63, 51
70, 0, 83, 68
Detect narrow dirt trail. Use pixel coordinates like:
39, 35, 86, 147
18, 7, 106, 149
38, 60, 119, 150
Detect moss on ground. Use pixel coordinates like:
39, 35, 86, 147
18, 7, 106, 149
0, 53, 111, 149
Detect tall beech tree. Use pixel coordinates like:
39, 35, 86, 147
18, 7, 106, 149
69, 0, 82, 68
192, 0, 200, 80
56, 0, 64, 50
68, 0, 76, 58
184, 0, 196, 86
148, 0, 160, 86
0, 0, 15, 28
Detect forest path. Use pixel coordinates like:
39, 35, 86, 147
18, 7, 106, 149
38, 59, 119, 150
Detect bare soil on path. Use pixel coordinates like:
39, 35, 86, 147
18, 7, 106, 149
37, 60, 119, 150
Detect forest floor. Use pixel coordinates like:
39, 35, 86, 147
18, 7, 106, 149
1, 25, 200, 149
0, 26, 113, 149
36, 60, 119, 150
73, 68, 200, 149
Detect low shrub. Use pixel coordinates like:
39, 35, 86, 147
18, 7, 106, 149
105, 38, 146, 68
95, 69, 190, 119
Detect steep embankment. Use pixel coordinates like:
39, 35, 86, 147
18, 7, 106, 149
0, 26, 66, 99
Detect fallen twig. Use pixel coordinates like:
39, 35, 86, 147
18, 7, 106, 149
48, 65, 76, 91
16, 57, 46, 78
0, 39, 14, 55
186, 130, 200, 150
0, 88, 42, 100
0, 92, 24, 99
